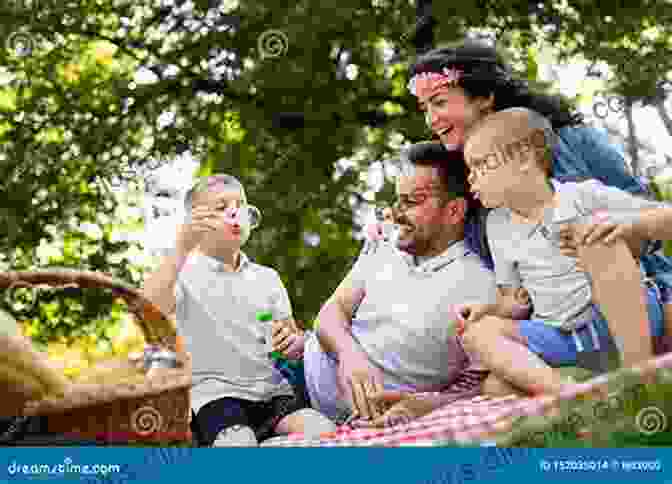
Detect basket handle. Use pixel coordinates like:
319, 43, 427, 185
0, 269, 179, 350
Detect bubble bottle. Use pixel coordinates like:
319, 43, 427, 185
256, 310, 284, 361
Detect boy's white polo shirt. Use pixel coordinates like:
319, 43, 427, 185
486, 178, 668, 330
175, 251, 294, 412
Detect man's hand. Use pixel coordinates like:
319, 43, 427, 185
351, 391, 439, 428
336, 348, 385, 420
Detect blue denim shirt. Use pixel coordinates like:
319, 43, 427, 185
466, 124, 672, 291
553, 125, 649, 196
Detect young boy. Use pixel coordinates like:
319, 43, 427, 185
142, 174, 335, 445
459, 107, 672, 395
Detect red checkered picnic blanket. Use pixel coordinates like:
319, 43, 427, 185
263, 352, 672, 447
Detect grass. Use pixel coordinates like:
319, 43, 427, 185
503, 370, 672, 447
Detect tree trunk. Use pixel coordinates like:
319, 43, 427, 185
415, 0, 434, 56
655, 99, 672, 137
625, 97, 640, 177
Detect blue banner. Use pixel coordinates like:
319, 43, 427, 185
0, 447, 669, 483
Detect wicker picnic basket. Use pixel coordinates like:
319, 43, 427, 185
0, 269, 192, 444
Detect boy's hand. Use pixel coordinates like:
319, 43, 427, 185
175, 204, 224, 255
283, 332, 305, 360
272, 319, 301, 355
453, 304, 491, 335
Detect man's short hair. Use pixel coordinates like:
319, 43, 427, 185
184, 174, 246, 212
401, 142, 469, 199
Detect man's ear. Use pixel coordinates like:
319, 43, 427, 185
455, 198, 468, 222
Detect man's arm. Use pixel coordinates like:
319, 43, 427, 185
315, 272, 365, 357
316, 263, 388, 419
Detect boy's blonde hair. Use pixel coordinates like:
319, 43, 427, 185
465, 107, 557, 176
185, 174, 247, 212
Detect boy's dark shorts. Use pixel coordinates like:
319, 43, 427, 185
191, 393, 305, 446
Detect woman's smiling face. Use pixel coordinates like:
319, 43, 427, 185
417, 86, 492, 149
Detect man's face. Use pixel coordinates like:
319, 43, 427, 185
393, 165, 454, 256
191, 188, 248, 249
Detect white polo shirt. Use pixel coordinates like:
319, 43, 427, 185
487, 178, 668, 330
348, 240, 498, 389
175, 251, 295, 412
304, 239, 498, 419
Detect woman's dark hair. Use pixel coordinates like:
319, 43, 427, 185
411, 39, 583, 130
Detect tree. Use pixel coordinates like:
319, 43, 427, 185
1, 0, 669, 330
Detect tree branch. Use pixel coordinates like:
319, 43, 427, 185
655, 100, 672, 138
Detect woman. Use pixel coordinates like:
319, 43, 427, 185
358, 39, 672, 428
409, 39, 672, 323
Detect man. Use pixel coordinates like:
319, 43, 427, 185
303, 143, 499, 426
142, 174, 334, 446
